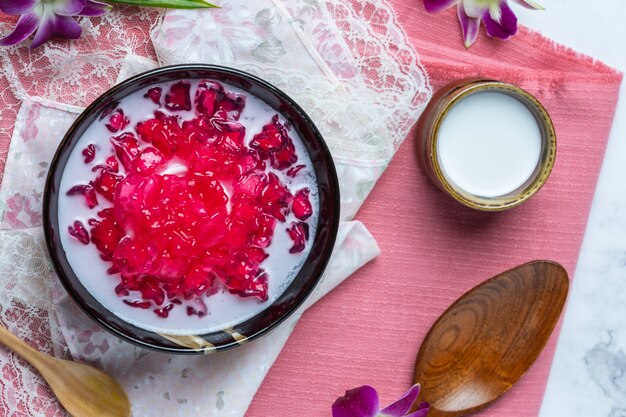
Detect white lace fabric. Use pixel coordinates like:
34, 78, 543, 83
0, 1, 430, 416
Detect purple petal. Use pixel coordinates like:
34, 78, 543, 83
332, 386, 380, 417
54, 0, 86, 16
0, 12, 39, 47
380, 385, 421, 417
423, 0, 457, 13
457, 5, 481, 48
0, 0, 37, 15
482, 2, 518, 40
511, 0, 544, 9
79, 0, 112, 16
405, 403, 430, 417
30, 15, 82, 49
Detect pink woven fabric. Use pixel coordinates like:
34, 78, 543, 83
246, 4, 623, 417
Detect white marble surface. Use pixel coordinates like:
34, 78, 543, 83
515, 2, 626, 416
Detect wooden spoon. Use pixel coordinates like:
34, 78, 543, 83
413, 260, 568, 417
0, 325, 130, 417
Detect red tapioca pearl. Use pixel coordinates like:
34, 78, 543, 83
236, 269, 269, 301
195, 80, 225, 117
223, 218, 254, 251
292, 188, 313, 220
270, 137, 298, 170
230, 197, 263, 227
130, 147, 166, 175
261, 173, 293, 221
113, 236, 158, 276
246, 246, 269, 265
189, 146, 241, 179
286, 164, 306, 178
123, 300, 152, 309
250, 115, 287, 153
287, 221, 310, 254
92, 155, 120, 174
221, 257, 260, 290
136, 112, 182, 157
110, 132, 140, 171
194, 178, 228, 212
212, 119, 246, 153
90, 212, 122, 261
82, 144, 96, 164
106, 109, 130, 133
68, 221, 90, 245
182, 116, 216, 145
144, 87, 162, 105
165, 81, 192, 111
154, 303, 175, 318
67, 184, 99, 209
251, 214, 277, 248
137, 276, 167, 307
92, 170, 123, 202
181, 264, 215, 299
186, 299, 208, 318
214, 91, 246, 121
149, 255, 190, 282
233, 172, 268, 200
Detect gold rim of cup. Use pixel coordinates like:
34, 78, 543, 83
416, 79, 557, 212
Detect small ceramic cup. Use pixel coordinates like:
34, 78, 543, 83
416, 79, 556, 211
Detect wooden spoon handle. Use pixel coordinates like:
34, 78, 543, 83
0, 324, 43, 366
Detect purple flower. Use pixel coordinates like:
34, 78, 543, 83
424, 0, 543, 48
332, 384, 430, 417
0, 0, 111, 49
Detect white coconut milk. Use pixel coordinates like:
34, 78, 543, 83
437, 91, 542, 198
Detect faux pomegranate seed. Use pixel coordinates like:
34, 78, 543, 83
123, 300, 152, 309
68, 221, 90, 245
105, 109, 130, 133
250, 115, 287, 153
82, 144, 96, 163
286, 164, 306, 177
144, 87, 162, 105
287, 221, 309, 254
195, 81, 224, 117
292, 188, 313, 220
67, 184, 98, 209
270, 137, 298, 170
92, 170, 123, 202
165, 81, 192, 111
111, 132, 140, 170
215, 91, 246, 121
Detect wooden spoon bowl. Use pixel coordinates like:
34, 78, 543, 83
413, 260, 569, 417
0, 325, 130, 417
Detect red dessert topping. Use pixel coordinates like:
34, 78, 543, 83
92, 170, 123, 202
292, 188, 313, 220
67, 184, 98, 209
82, 144, 96, 163
68, 221, 90, 245
287, 222, 309, 254
69, 80, 315, 318
105, 109, 130, 133
286, 164, 305, 178
165, 81, 192, 111
144, 87, 162, 105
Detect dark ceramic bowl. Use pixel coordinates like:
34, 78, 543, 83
43, 64, 340, 354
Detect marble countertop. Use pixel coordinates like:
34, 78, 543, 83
516, 2, 626, 416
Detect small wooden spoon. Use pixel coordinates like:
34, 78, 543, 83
413, 260, 568, 417
0, 325, 130, 417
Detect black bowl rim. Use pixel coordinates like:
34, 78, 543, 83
43, 64, 341, 354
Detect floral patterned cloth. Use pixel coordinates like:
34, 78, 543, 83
0, 1, 430, 416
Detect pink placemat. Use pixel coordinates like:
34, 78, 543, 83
246, 4, 622, 417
